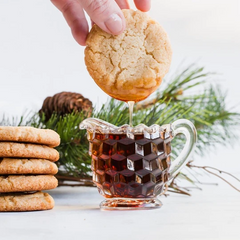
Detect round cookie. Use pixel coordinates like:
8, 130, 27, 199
0, 126, 60, 147
85, 9, 172, 102
0, 158, 58, 175
0, 175, 58, 193
0, 142, 59, 162
0, 192, 54, 211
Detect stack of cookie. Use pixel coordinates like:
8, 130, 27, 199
0, 126, 60, 212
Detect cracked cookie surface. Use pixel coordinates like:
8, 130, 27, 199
0, 192, 54, 211
85, 9, 172, 102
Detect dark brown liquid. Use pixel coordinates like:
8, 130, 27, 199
89, 133, 171, 198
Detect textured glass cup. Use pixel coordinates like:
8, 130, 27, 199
80, 118, 197, 210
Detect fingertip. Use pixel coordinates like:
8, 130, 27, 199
118, 12, 126, 34
72, 33, 87, 46
71, 21, 89, 46
134, 0, 151, 12
104, 13, 126, 35
115, 0, 130, 9
52, 0, 90, 46
82, 0, 126, 36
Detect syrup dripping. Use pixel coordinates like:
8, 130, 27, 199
127, 101, 135, 127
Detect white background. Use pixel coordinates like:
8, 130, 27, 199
0, 0, 239, 177
0, 0, 240, 116
0, 1, 240, 239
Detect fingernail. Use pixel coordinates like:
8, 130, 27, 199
105, 13, 123, 35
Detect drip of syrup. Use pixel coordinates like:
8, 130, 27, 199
127, 101, 135, 127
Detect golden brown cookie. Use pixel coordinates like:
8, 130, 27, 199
85, 9, 172, 102
0, 192, 54, 211
0, 126, 60, 147
0, 175, 58, 193
0, 142, 59, 162
0, 158, 58, 175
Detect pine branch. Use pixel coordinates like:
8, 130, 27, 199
187, 164, 240, 192
1, 64, 239, 194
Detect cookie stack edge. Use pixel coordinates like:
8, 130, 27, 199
0, 126, 60, 212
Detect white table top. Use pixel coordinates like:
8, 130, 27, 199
1, 181, 239, 240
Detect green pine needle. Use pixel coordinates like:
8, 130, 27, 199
1, 65, 239, 182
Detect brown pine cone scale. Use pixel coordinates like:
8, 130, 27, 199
39, 92, 92, 121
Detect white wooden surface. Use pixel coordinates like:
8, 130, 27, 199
1, 180, 239, 240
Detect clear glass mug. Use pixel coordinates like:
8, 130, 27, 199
80, 118, 197, 210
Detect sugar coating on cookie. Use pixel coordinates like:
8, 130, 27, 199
85, 9, 172, 102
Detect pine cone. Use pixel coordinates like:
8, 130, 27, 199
39, 92, 93, 121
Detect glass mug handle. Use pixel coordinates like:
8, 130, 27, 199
169, 119, 197, 179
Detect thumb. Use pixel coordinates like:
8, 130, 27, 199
81, 0, 126, 35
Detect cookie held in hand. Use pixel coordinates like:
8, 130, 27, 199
85, 9, 172, 102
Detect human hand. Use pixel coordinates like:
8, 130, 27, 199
51, 0, 151, 46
